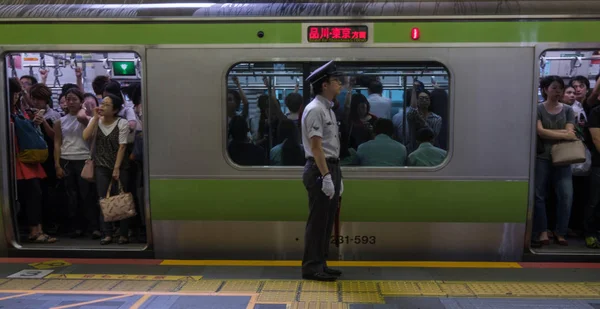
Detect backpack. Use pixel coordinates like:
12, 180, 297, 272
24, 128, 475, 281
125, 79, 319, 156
11, 113, 48, 164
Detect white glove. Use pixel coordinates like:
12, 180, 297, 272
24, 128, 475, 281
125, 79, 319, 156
321, 174, 335, 199
340, 179, 344, 196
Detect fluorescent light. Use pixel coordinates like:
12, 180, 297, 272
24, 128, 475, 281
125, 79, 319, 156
86, 3, 216, 9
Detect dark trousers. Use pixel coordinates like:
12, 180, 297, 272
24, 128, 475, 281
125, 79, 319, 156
61, 159, 99, 232
570, 175, 589, 232
584, 167, 600, 237
128, 159, 145, 229
17, 178, 43, 227
95, 166, 129, 237
301, 160, 341, 275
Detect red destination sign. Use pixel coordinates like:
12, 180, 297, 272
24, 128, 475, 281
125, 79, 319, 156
307, 25, 368, 43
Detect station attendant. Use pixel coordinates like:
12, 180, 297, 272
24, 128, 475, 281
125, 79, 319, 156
301, 60, 344, 282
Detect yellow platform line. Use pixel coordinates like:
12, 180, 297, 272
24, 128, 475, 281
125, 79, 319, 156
130, 294, 151, 309
160, 260, 522, 268
50, 294, 133, 309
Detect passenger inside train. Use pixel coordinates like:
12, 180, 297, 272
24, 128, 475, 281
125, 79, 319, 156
533, 50, 600, 251
226, 61, 450, 168
5, 52, 146, 249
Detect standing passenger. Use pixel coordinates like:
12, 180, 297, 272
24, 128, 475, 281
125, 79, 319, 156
54, 88, 101, 239
533, 75, 579, 247
366, 80, 392, 119
301, 61, 343, 282
9, 78, 57, 243
82, 94, 132, 245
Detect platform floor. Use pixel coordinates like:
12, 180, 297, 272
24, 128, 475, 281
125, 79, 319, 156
0, 259, 598, 308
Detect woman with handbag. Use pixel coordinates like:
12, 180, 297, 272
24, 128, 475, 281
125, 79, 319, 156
53, 88, 101, 239
83, 94, 132, 245
533, 75, 581, 247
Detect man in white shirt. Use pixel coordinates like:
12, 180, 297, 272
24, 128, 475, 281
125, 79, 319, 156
367, 80, 392, 119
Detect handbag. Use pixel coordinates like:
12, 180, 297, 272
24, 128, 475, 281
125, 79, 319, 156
10, 113, 48, 164
81, 119, 98, 182
99, 179, 137, 222
551, 139, 587, 166
572, 147, 592, 176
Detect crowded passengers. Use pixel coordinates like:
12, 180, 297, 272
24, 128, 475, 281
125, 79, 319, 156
226, 75, 448, 168
11, 67, 145, 245
533, 74, 600, 249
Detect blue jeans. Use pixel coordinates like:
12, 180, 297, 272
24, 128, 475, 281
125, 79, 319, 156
533, 158, 573, 237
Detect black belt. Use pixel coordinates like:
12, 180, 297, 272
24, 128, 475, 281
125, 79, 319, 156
307, 157, 340, 164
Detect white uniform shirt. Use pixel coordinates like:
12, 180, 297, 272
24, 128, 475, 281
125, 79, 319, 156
301, 95, 340, 158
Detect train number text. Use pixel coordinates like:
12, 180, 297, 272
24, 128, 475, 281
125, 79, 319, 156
330, 236, 376, 245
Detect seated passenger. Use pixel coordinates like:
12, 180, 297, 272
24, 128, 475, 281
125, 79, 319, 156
228, 115, 267, 166
356, 118, 407, 166
270, 119, 305, 166
408, 127, 447, 167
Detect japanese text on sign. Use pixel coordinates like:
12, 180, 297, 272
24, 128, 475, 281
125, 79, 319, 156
308, 26, 368, 43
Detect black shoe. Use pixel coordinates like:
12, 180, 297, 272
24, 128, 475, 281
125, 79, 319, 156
302, 272, 337, 282
324, 268, 342, 276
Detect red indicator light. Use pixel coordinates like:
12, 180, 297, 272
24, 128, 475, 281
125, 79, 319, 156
411, 27, 420, 40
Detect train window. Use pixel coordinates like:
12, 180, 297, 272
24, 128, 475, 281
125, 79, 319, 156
4, 51, 147, 249
225, 61, 450, 168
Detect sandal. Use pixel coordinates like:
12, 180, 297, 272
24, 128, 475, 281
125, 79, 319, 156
29, 233, 57, 243
117, 236, 129, 245
100, 236, 112, 245
538, 232, 550, 245
553, 232, 568, 246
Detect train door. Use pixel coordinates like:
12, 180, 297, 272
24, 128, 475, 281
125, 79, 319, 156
527, 44, 600, 260
1, 49, 152, 257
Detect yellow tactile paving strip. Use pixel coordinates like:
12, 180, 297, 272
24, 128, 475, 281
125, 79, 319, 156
220, 280, 262, 293
258, 291, 297, 302
0, 276, 600, 307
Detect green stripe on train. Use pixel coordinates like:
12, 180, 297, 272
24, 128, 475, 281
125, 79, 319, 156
149, 179, 528, 223
0, 21, 599, 44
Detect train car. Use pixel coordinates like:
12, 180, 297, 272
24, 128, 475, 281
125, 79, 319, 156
0, 0, 599, 262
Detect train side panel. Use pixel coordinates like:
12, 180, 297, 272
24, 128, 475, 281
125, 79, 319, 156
146, 46, 533, 261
